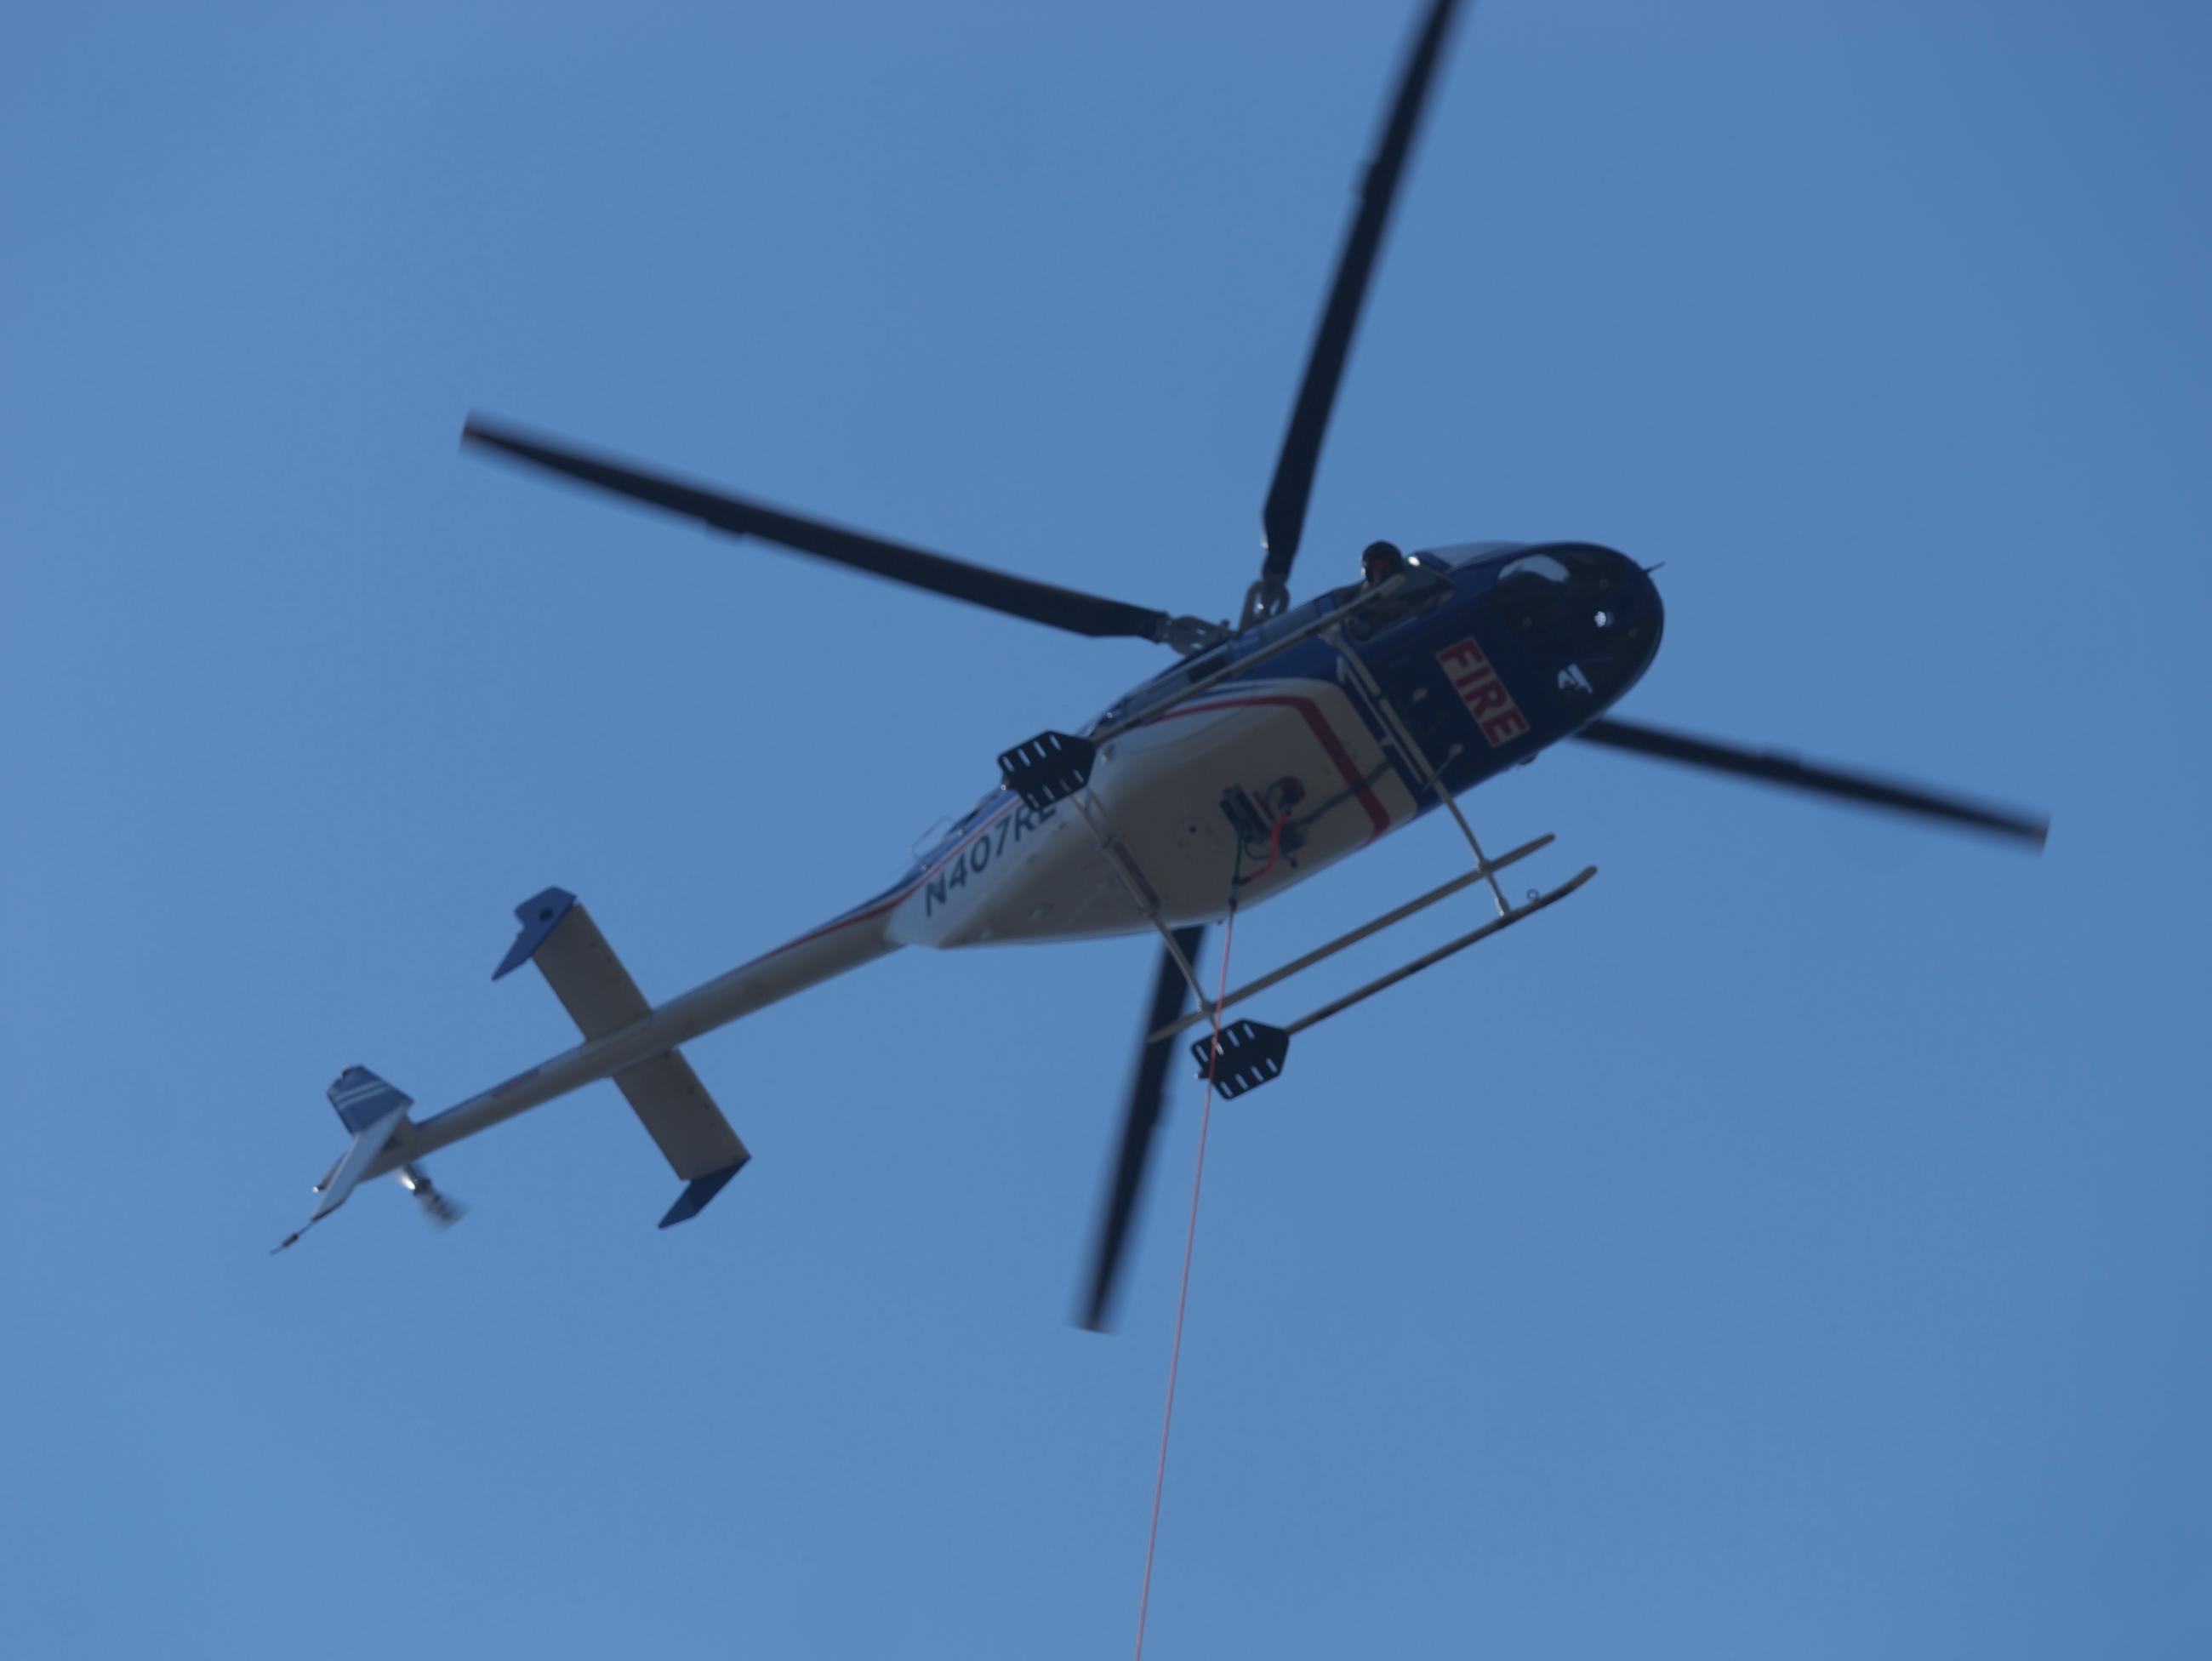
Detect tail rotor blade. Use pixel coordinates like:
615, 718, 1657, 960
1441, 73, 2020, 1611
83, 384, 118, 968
1251, 0, 1465, 622
1080, 927, 1207, 1333
1573, 716, 2050, 847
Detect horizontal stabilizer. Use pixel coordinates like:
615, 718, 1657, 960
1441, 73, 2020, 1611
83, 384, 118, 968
615, 1049, 750, 1181
497, 886, 751, 1220
495, 888, 649, 1038
659, 1160, 747, 1229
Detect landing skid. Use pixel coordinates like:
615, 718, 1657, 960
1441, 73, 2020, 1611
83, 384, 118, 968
1148, 832, 1556, 1046
1189, 862, 1595, 1098
1044, 710, 1595, 1099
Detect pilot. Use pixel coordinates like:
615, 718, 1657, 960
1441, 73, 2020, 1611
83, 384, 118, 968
1360, 540, 1406, 588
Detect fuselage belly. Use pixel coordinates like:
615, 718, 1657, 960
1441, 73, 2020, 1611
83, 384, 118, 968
887, 680, 1420, 949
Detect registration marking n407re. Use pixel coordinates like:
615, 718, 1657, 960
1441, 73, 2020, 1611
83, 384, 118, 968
925, 803, 1056, 915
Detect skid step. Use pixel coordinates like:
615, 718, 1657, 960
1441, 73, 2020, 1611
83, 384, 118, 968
997, 729, 1096, 813
1192, 1020, 1291, 1100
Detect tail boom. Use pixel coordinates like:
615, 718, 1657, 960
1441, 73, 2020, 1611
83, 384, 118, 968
357, 902, 900, 1191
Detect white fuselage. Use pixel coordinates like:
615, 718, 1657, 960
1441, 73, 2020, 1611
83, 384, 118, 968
889, 675, 1422, 948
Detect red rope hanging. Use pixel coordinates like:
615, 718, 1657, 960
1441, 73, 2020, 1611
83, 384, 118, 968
1131, 900, 1240, 1660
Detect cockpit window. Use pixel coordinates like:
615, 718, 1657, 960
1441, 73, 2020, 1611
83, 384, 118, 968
1498, 553, 1573, 585
1419, 540, 1525, 566
1497, 553, 1579, 634
1491, 545, 1645, 666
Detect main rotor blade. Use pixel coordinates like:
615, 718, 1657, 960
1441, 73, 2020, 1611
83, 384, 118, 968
1573, 717, 2050, 848
464, 416, 1179, 643
1080, 927, 1207, 1333
1256, 0, 1465, 609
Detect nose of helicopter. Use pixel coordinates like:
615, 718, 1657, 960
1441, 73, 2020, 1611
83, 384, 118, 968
1490, 541, 1663, 706
1589, 545, 1664, 695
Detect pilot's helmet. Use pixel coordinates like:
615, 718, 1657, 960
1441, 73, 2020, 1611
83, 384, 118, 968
1360, 540, 1405, 585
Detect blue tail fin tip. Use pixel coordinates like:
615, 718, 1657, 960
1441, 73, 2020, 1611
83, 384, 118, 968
327, 1066, 413, 1134
658, 1156, 750, 1230
493, 886, 578, 980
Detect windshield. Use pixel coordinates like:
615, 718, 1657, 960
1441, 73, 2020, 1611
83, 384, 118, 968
1494, 552, 1580, 632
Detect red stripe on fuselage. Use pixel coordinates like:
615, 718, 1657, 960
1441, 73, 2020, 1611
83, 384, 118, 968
1151, 690, 1393, 840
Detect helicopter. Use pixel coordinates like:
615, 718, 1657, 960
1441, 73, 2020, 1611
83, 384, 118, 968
281, 0, 2047, 1333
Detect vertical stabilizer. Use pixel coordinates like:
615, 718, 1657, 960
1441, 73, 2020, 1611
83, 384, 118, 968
274, 1068, 415, 1251
312, 1067, 413, 1222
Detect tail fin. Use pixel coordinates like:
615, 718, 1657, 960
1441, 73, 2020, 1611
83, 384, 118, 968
273, 1067, 416, 1252
314, 1066, 413, 1220
328, 1065, 412, 1137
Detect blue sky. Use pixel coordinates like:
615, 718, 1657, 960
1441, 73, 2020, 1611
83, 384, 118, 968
4, 3, 2208, 1656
